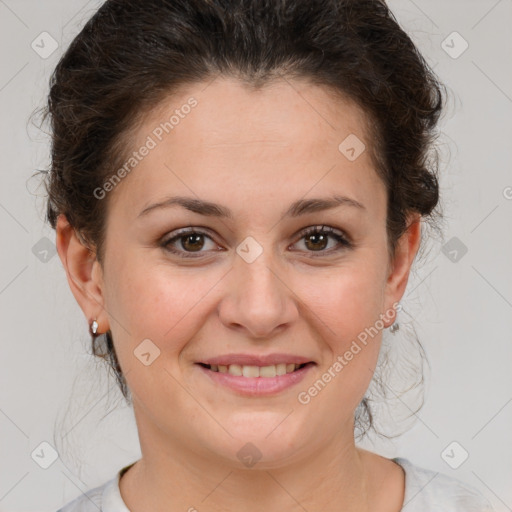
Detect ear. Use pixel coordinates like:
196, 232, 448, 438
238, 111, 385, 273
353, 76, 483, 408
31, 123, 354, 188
55, 214, 109, 334
382, 213, 422, 327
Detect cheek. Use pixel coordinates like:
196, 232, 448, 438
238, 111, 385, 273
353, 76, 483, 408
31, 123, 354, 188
103, 257, 218, 405
300, 258, 387, 342
300, 264, 387, 405
105, 254, 217, 351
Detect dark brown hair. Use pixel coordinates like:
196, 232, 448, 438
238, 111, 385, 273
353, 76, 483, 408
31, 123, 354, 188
36, 0, 445, 439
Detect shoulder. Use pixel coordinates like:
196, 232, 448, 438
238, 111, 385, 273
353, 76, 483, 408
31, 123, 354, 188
55, 479, 110, 512
393, 457, 495, 511
55, 470, 129, 512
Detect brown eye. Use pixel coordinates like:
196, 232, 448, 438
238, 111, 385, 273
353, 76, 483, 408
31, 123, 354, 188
304, 231, 329, 251
179, 233, 205, 252
293, 225, 352, 256
161, 228, 219, 258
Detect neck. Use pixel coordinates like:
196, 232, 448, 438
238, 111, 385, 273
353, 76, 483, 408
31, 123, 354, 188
120, 410, 375, 512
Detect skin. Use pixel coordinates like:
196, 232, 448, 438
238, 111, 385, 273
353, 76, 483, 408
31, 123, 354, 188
56, 76, 421, 512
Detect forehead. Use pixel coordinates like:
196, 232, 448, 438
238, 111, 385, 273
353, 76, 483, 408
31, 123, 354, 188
144, 76, 371, 153
109, 76, 384, 219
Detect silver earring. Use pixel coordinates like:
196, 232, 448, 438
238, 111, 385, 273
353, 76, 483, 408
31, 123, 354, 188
90, 319, 99, 335
389, 302, 401, 334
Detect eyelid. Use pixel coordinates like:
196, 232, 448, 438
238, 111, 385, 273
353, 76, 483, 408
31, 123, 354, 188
162, 226, 217, 241
296, 224, 351, 242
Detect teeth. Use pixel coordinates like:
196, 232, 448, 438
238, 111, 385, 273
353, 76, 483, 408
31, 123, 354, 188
259, 365, 276, 377
229, 364, 243, 376
212, 363, 304, 377
276, 363, 287, 376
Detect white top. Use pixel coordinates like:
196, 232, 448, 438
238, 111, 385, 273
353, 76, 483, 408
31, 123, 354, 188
56, 457, 494, 511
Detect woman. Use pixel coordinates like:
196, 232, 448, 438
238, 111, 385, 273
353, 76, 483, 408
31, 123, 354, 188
41, 0, 494, 510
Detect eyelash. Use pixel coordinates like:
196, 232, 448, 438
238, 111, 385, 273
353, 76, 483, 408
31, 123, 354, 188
160, 225, 352, 259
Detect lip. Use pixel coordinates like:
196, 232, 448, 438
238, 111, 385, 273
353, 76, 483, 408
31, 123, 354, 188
195, 361, 316, 397
198, 353, 315, 366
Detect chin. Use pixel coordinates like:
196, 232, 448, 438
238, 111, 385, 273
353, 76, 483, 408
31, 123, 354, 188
201, 418, 310, 468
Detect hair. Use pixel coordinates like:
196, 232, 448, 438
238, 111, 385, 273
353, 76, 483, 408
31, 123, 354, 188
35, 0, 446, 440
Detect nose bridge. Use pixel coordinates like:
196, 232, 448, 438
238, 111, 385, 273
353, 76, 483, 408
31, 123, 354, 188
219, 234, 298, 337
235, 236, 284, 304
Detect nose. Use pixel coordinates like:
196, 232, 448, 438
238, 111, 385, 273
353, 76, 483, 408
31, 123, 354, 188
218, 249, 299, 339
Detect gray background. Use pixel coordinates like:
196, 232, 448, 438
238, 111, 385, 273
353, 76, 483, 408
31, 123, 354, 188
1, 0, 511, 510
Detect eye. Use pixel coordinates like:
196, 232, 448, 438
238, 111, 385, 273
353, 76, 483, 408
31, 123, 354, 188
160, 228, 220, 258
291, 225, 352, 256
160, 224, 352, 259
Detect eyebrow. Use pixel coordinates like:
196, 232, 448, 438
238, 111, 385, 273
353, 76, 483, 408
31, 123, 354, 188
137, 194, 366, 219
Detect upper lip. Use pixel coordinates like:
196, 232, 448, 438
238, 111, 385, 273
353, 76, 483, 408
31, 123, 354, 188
197, 353, 315, 367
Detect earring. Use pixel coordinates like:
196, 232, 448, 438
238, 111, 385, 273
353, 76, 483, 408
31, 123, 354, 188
389, 302, 400, 334
90, 319, 99, 335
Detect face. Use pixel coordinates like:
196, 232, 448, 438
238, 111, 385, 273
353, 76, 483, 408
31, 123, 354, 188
58, 76, 419, 468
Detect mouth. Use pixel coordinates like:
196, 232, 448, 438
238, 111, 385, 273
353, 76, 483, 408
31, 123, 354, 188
195, 360, 315, 396
196, 362, 313, 377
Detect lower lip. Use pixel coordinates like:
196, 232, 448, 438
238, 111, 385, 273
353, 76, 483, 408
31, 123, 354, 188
195, 363, 315, 396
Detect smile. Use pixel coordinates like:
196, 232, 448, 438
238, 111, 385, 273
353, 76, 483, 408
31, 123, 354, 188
198, 362, 309, 377
195, 362, 316, 396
